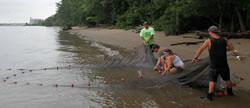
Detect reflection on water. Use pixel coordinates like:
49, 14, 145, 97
0, 26, 249, 108
0, 26, 104, 108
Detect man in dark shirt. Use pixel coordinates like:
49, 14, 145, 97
192, 26, 234, 101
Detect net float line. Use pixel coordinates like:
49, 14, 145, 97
0, 65, 147, 82
0, 79, 132, 89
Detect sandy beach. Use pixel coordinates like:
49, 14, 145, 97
69, 27, 250, 92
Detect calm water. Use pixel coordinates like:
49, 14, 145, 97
0, 26, 105, 108
0, 26, 249, 108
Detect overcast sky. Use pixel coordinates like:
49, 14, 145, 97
0, 0, 61, 23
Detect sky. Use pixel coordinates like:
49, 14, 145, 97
0, 0, 61, 23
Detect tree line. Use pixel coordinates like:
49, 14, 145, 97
43, 0, 250, 35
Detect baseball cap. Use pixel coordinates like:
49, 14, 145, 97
208, 26, 220, 33
143, 21, 149, 25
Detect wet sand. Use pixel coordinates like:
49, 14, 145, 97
69, 27, 250, 107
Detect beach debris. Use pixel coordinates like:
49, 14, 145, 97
40, 83, 43, 86
13, 81, 17, 84
3, 80, 6, 82
232, 50, 239, 56
55, 84, 58, 87
26, 82, 30, 85
13, 74, 16, 77
169, 100, 177, 104
88, 82, 91, 86
72, 84, 75, 87
236, 56, 242, 61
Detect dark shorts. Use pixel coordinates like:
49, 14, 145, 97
173, 66, 184, 72
176, 67, 184, 72
208, 67, 230, 82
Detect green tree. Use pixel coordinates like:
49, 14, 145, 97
45, 0, 250, 34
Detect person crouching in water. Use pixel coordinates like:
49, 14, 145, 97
154, 51, 166, 71
161, 49, 184, 75
192, 25, 234, 101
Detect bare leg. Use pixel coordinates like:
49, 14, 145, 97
208, 81, 215, 93
161, 59, 170, 76
163, 59, 168, 71
226, 80, 234, 95
226, 80, 232, 88
203, 81, 215, 100
160, 58, 165, 70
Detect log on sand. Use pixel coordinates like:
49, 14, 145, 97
196, 31, 250, 39
170, 41, 204, 46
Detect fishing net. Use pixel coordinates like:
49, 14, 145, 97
88, 44, 241, 90
3, 44, 240, 90
91, 44, 156, 68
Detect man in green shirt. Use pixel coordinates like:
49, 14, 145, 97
140, 22, 155, 49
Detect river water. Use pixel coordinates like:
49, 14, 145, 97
0, 26, 249, 108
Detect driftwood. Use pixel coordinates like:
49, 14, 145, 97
196, 31, 250, 39
183, 35, 204, 39
170, 41, 204, 46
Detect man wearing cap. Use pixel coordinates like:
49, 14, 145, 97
140, 22, 155, 49
192, 25, 234, 101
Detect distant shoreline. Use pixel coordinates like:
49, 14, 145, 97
0, 23, 25, 26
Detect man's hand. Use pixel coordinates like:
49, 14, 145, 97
192, 57, 200, 63
144, 40, 149, 44
192, 40, 208, 63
